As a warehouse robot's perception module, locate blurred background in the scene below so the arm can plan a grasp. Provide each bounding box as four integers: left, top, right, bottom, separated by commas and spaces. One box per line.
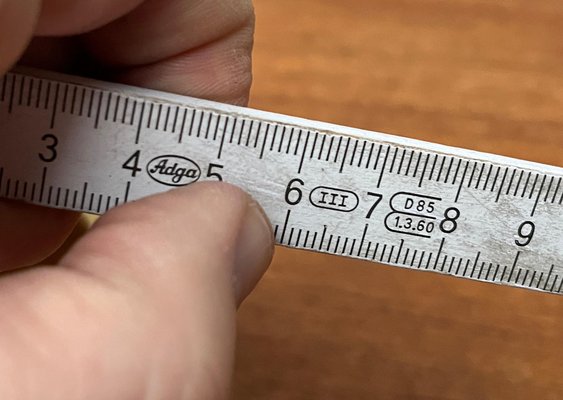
234, 0, 563, 399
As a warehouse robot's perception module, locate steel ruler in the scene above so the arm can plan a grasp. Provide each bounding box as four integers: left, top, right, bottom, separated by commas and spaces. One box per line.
1, 68, 562, 295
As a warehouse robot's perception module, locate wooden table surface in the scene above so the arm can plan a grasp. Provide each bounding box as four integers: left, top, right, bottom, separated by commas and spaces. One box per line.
233, 1, 563, 399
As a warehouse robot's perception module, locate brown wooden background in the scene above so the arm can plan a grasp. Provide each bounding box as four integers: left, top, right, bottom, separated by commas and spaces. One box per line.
233, 1, 563, 399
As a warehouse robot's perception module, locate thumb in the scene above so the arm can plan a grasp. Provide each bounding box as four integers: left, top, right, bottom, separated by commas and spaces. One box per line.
0, 182, 273, 399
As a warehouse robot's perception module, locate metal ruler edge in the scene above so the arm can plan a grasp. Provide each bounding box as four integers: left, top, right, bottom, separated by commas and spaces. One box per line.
1, 67, 562, 295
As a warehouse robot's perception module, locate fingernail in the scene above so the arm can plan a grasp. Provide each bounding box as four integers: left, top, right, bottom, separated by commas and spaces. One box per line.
233, 198, 274, 305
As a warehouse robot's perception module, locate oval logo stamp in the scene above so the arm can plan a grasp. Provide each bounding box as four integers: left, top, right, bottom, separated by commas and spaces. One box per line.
146, 155, 201, 186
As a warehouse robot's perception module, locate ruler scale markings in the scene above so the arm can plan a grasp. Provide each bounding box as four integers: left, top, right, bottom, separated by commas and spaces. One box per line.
124, 181, 132, 203
298, 130, 311, 173
527, 269, 537, 288
488, 165, 501, 192
216, 114, 229, 157
364, 142, 375, 169
70, 85, 78, 115
94, 91, 104, 129
252, 120, 261, 147
17, 76, 25, 106
532, 175, 548, 216
49, 83, 60, 129
293, 128, 303, 156
122, 98, 130, 125
474, 162, 485, 189
104, 93, 113, 122
440, 256, 448, 272
112, 95, 121, 123
195, 109, 206, 139
454, 161, 469, 202
4, 179, 11, 197
550, 177, 561, 203
514, 268, 523, 285
466, 161, 477, 188
357, 140, 367, 167
376, 145, 390, 188
61, 84, 69, 113
405, 150, 415, 176
415, 251, 425, 269
135, 102, 146, 144
386, 245, 396, 264
279, 210, 292, 245
163, 105, 171, 132
484, 262, 493, 280
210, 114, 221, 141
395, 239, 405, 264
27, 78, 35, 107
154, 103, 162, 130
295, 228, 303, 247
1, 69, 562, 296
449, 257, 461, 274
13, 180, 20, 199
326, 234, 334, 253
317, 133, 327, 160
287, 228, 295, 247
372, 144, 383, 171
477, 261, 487, 280
339, 137, 351, 173
0, 75, 7, 102
88, 192, 95, 211
334, 236, 341, 254
413, 152, 425, 179
332, 135, 343, 163
507, 251, 521, 283
275, 124, 285, 152
435, 155, 446, 182
258, 120, 270, 160
55, 187, 61, 206
8, 74, 16, 113
544, 175, 555, 202
549, 275, 558, 292
450, 158, 463, 185
244, 119, 253, 146
349, 139, 359, 167
39, 167, 47, 203
324, 135, 334, 161
349, 239, 357, 256
357, 224, 369, 257
278, 125, 289, 153
527, 173, 539, 200
512, 169, 524, 196
494, 167, 509, 202
388, 146, 398, 174
309, 130, 319, 159
285, 126, 294, 154
428, 153, 438, 182
520, 171, 532, 197
543, 265, 555, 290
402, 247, 410, 265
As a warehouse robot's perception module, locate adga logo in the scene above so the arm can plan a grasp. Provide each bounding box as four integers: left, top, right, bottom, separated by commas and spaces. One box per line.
146, 155, 201, 186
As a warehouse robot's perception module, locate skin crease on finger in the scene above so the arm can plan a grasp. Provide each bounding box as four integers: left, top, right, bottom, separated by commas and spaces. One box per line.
36, 0, 146, 36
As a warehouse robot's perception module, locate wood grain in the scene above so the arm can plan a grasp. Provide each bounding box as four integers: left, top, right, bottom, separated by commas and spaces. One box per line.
234, 1, 563, 399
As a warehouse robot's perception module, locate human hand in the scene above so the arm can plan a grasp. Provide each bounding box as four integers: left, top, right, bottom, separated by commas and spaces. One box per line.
0, 2, 273, 399
1, 0, 255, 268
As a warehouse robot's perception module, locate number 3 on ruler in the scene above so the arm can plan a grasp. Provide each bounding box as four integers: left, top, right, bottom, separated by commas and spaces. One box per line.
39, 134, 58, 163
